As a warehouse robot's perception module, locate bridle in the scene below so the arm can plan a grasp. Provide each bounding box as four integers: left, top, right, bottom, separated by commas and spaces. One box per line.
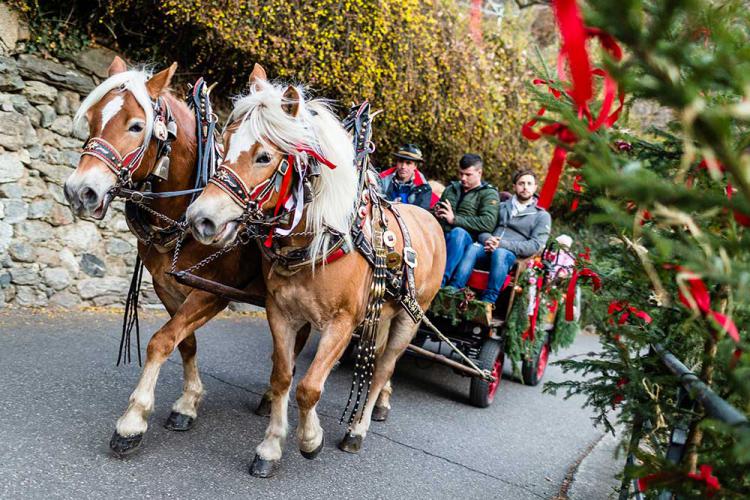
81, 95, 179, 200
208, 142, 337, 244
81, 86, 218, 205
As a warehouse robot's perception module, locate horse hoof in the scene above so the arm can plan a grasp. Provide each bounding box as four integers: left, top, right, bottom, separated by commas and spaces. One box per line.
249, 454, 279, 478
254, 395, 272, 417
372, 405, 390, 422
164, 411, 195, 432
338, 433, 363, 454
300, 435, 325, 460
109, 431, 143, 457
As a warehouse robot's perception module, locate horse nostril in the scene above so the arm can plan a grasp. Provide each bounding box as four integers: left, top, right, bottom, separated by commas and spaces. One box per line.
80, 186, 99, 208
195, 217, 216, 239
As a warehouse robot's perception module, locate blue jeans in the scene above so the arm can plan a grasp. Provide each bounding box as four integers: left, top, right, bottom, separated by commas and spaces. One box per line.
442, 227, 474, 286
449, 245, 516, 303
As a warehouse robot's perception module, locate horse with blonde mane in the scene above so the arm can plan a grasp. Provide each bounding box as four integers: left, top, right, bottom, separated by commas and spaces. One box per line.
64, 57, 310, 457
186, 64, 446, 477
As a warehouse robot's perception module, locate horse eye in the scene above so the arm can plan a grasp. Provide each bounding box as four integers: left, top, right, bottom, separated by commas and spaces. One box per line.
128, 123, 144, 133
256, 153, 271, 164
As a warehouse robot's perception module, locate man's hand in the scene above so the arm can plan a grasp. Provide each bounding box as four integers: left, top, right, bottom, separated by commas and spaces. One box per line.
435, 201, 455, 225
484, 236, 500, 253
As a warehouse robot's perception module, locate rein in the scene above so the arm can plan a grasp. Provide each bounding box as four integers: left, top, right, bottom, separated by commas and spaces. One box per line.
109, 78, 221, 366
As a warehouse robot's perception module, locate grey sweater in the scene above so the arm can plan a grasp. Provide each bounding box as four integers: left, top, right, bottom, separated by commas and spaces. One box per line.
477, 197, 552, 258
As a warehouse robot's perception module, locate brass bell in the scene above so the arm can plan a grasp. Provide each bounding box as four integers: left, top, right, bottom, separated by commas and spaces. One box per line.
153, 117, 168, 141
166, 120, 178, 139
153, 155, 170, 181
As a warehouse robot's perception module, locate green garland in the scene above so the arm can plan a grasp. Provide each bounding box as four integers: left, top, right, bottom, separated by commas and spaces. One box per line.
428, 250, 589, 373
429, 287, 489, 326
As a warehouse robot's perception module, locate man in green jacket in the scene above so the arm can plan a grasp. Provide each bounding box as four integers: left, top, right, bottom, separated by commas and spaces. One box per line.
435, 154, 500, 286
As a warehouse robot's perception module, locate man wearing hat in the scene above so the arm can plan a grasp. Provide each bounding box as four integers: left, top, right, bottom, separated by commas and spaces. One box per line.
379, 143, 437, 210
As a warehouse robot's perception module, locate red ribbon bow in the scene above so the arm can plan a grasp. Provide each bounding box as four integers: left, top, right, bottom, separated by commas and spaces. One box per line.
564, 268, 601, 321
607, 300, 653, 325
523, 0, 624, 210
687, 465, 721, 497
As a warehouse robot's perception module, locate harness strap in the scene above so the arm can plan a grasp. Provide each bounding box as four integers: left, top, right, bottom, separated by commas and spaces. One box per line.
209, 165, 256, 208
81, 137, 145, 178
387, 204, 423, 322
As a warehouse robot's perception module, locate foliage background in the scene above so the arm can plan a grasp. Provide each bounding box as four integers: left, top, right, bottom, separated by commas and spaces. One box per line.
537, 0, 750, 496
12, 0, 548, 186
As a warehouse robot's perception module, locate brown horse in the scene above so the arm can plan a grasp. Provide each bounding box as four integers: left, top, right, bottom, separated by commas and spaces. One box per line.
64, 57, 309, 456
186, 65, 446, 477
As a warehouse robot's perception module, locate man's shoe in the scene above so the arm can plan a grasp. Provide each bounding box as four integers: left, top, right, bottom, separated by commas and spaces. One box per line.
477, 301, 494, 326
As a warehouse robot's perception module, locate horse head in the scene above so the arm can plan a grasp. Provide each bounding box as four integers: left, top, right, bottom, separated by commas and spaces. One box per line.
187, 64, 357, 257
64, 56, 178, 219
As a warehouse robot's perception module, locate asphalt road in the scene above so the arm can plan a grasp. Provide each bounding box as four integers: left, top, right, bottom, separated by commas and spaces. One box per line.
0, 309, 606, 499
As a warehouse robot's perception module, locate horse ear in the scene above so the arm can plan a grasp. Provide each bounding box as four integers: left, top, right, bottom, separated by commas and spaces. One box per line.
146, 62, 178, 98
282, 85, 301, 117
108, 56, 127, 77
248, 63, 267, 86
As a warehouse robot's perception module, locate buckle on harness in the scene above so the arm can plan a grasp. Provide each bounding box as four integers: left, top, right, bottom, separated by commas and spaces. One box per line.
130, 191, 145, 204
403, 246, 417, 268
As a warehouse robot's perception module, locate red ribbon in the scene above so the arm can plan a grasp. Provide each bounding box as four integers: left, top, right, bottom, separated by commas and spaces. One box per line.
640, 464, 722, 497
523, 2, 624, 210
675, 268, 739, 343
695, 159, 750, 227
687, 465, 721, 497
296, 145, 338, 170
264, 153, 296, 247
612, 376, 628, 406
554, 0, 592, 108
607, 300, 652, 325
570, 174, 583, 211
564, 268, 601, 321
522, 261, 546, 342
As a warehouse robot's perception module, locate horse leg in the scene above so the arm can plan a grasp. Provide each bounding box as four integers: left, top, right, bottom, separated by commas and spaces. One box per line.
371, 317, 394, 422
255, 323, 311, 417
250, 303, 302, 478
340, 312, 416, 453
110, 291, 228, 457
295, 315, 355, 460
372, 379, 393, 422
164, 333, 202, 431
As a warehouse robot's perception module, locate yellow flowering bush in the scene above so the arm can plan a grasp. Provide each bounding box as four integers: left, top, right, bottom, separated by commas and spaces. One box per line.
19, 0, 544, 184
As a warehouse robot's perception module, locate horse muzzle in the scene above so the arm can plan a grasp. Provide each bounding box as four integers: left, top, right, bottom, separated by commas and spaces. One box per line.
186, 205, 239, 247
63, 180, 113, 220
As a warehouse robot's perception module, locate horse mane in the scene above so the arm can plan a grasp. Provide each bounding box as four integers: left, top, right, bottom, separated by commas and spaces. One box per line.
229, 79, 357, 263
74, 69, 155, 150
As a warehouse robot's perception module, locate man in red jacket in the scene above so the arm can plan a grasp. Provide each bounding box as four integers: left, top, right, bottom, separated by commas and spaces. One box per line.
379, 144, 439, 210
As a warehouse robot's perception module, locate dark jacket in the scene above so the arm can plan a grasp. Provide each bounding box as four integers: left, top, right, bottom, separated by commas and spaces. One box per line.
379, 171, 433, 210
437, 181, 500, 237
478, 197, 551, 258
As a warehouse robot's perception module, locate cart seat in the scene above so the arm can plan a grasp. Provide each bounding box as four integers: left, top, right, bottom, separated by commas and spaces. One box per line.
466, 269, 513, 292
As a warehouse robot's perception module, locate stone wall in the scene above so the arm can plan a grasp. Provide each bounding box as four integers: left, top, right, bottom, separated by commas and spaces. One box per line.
0, 12, 161, 309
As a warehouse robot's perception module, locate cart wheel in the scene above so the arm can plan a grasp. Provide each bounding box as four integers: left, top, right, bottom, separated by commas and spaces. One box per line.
521, 334, 551, 386
469, 338, 504, 408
